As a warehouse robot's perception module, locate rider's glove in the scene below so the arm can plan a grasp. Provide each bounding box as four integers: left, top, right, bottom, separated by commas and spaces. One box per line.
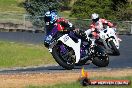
44, 35, 52, 48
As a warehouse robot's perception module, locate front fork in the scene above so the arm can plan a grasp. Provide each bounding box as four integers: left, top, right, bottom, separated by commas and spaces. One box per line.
107, 38, 119, 49
59, 44, 67, 54
59, 44, 76, 63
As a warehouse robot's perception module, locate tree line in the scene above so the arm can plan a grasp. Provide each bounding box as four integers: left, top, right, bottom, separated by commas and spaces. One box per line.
23, 0, 132, 21
71, 0, 132, 21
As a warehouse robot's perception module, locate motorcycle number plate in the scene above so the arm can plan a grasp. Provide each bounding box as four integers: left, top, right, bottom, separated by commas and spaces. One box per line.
102, 35, 106, 39
63, 36, 69, 42
101, 34, 105, 39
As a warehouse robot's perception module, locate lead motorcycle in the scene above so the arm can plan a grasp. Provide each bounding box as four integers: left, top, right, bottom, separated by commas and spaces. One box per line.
44, 26, 109, 70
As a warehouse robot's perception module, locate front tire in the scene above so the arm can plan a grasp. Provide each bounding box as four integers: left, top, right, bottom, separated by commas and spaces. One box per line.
92, 46, 109, 67
52, 44, 75, 70
109, 40, 120, 56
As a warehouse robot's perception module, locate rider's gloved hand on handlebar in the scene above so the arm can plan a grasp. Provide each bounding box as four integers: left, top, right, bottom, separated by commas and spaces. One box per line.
73, 29, 88, 41
90, 29, 100, 39
44, 35, 52, 48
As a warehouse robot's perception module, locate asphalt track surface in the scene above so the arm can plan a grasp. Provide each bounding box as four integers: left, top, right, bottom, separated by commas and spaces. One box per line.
0, 32, 132, 73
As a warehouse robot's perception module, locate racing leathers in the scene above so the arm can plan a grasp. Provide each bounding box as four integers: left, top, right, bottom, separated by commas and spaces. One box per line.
85, 18, 116, 46
44, 17, 75, 47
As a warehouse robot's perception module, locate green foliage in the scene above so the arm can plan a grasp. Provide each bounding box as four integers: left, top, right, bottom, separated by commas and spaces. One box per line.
23, 0, 70, 28
23, 0, 72, 16
110, 0, 132, 20
60, 0, 72, 11
71, 0, 132, 20
71, 0, 114, 19
116, 3, 132, 20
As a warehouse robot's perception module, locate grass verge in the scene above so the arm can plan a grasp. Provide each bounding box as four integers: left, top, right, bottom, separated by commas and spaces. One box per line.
0, 41, 55, 68
0, 69, 132, 88
27, 76, 132, 88
0, 0, 25, 14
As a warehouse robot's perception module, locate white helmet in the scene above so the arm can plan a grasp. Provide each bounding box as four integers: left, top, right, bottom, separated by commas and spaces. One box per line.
91, 13, 99, 22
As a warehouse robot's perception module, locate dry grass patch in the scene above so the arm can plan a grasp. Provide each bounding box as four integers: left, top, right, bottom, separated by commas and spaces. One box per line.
0, 69, 132, 88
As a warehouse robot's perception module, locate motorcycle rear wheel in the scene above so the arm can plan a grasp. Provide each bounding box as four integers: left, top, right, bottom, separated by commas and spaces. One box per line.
92, 46, 109, 67
92, 56, 109, 67
75, 59, 90, 66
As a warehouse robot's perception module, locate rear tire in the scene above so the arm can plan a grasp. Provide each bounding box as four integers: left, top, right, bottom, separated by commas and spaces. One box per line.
92, 56, 109, 67
75, 58, 90, 66
52, 44, 75, 70
109, 40, 120, 56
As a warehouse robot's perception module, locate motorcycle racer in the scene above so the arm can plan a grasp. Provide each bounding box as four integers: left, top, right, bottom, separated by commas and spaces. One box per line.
85, 13, 121, 47
90, 13, 113, 37
44, 9, 75, 47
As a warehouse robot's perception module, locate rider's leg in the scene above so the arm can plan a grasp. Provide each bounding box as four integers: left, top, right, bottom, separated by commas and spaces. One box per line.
84, 29, 91, 40
85, 29, 96, 47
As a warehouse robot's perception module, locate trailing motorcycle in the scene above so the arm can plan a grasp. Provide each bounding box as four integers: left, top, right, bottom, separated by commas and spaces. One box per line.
44, 26, 109, 70
97, 26, 120, 55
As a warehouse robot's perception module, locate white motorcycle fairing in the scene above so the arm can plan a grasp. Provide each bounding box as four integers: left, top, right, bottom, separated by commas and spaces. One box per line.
99, 26, 119, 49
56, 34, 81, 63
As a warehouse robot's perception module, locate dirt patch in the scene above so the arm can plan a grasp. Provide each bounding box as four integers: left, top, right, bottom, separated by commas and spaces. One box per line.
0, 69, 132, 88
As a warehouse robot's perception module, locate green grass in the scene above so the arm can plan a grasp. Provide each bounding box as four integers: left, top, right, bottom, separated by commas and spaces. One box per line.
0, 0, 25, 24
0, 41, 56, 68
27, 76, 132, 88
0, 0, 25, 14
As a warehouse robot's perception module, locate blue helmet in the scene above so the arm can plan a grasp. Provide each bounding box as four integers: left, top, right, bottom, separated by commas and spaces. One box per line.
44, 10, 58, 24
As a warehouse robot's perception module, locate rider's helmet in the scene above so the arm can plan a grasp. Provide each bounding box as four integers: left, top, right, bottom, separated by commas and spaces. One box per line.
91, 13, 99, 23
44, 10, 58, 25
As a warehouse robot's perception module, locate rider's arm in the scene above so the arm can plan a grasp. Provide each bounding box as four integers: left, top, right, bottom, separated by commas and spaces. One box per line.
90, 24, 98, 38
90, 24, 95, 31
101, 19, 113, 27
58, 18, 75, 31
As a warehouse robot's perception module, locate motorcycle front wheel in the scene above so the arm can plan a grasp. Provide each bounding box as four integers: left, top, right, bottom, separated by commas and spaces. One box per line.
52, 43, 75, 70
109, 40, 120, 56
92, 46, 109, 67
